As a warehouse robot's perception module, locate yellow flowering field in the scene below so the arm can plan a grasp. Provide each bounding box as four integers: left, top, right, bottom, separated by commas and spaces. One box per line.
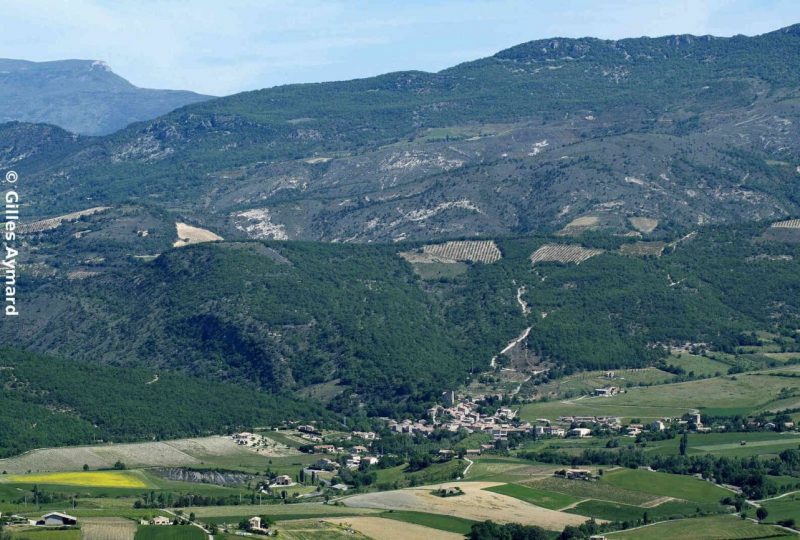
3, 471, 147, 488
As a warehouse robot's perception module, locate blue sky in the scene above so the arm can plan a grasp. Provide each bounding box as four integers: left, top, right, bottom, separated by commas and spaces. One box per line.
2, 0, 799, 96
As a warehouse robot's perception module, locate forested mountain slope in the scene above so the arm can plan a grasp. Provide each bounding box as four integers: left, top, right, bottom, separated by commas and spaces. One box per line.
5, 214, 799, 417
0, 59, 211, 135
4, 25, 800, 241
0, 348, 331, 458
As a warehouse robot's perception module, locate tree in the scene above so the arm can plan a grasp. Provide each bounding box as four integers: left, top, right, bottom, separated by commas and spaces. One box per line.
756, 507, 768, 522
679, 432, 688, 456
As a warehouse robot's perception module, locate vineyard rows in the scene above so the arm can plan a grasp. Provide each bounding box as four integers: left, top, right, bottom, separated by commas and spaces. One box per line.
530, 244, 604, 265
771, 219, 800, 229
422, 240, 502, 263
18, 207, 110, 234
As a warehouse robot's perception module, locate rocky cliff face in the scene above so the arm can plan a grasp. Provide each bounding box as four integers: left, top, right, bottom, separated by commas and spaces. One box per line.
152, 468, 255, 486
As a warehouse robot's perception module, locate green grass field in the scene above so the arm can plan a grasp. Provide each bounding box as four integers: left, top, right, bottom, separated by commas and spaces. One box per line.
374, 459, 464, 488
528, 476, 659, 506
191, 452, 316, 475
135, 526, 206, 540
642, 432, 800, 458
667, 354, 730, 377
5, 529, 80, 540
761, 491, 800, 525
526, 368, 675, 401
464, 456, 565, 482
259, 431, 305, 449
565, 498, 724, 522
483, 483, 582, 510
379, 510, 477, 534
270, 519, 370, 540
606, 515, 790, 539
602, 469, 731, 504
521, 371, 800, 421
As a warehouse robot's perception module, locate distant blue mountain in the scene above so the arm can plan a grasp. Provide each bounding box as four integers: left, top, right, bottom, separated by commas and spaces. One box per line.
0, 58, 212, 135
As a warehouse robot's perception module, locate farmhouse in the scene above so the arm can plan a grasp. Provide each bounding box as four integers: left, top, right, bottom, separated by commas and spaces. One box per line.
651, 420, 666, 431
270, 475, 293, 486
594, 387, 620, 397
352, 431, 378, 440
37, 512, 77, 526
150, 516, 171, 526
569, 428, 592, 438
248, 516, 270, 534
309, 458, 339, 471
313, 444, 336, 453
535, 425, 566, 437
564, 469, 592, 480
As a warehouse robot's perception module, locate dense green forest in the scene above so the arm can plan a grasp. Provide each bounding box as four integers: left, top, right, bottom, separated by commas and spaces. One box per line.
4, 222, 799, 422
0, 348, 332, 458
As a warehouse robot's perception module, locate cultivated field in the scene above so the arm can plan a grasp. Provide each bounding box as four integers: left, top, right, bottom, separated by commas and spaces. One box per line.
342, 481, 589, 530
619, 241, 665, 257
400, 240, 502, 267
761, 491, 800, 526
559, 216, 601, 235
274, 519, 369, 540
3, 471, 148, 488
771, 219, 800, 229
629, 217, 659, 234
5, 529, 80, 540
378, 511, 476, 535
18, 207, 111, 234
0, 436, 270, 474
133, 526, 205, 540
600, 468, 730, 504
523, 367, 674, 401
564, 498, 721, 523
521, 370, 800, 421
484, 483, 581, 510
324, 516, 463, 540
464, 456, 567, 483
666, 354, 729, 377
173, 222, 223, 247
81, 517, 137, 540
530, 244, 604, 265
606, 514, 790, 539
421, 240, 502, 263
527, 476, 661, 506
185, 503, 378, 521
643, 431, 800, 458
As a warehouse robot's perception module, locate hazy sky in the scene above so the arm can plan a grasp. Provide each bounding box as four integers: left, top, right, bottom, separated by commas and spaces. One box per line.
3, 0, 799, 96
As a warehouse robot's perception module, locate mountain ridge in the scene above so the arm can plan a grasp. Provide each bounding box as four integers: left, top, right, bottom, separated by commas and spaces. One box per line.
4, 24, 800, 242
0, 58, 213, 135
